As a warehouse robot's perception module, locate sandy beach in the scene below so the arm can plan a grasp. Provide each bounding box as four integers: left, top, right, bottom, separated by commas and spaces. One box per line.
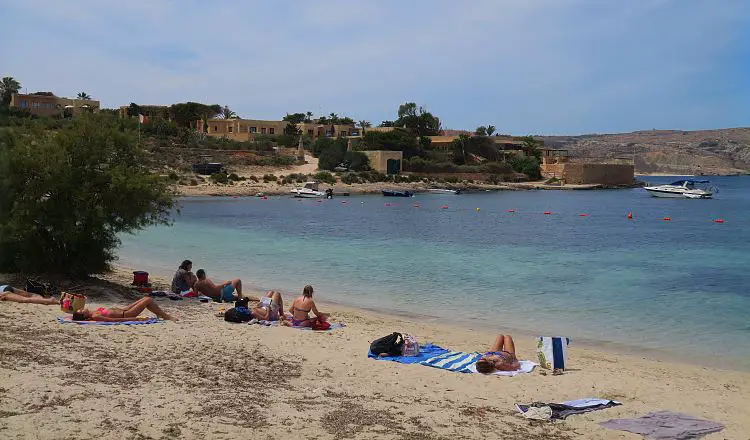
1, 270, 749, 440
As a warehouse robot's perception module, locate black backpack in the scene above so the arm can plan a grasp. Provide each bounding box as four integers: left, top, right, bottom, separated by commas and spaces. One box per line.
224, 298, 252, 323
370, 332, 404, 356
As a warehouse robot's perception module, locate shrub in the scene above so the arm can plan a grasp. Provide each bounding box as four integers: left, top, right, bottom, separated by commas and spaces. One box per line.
341, 173, 361, 185
228, 173, 244, 181
0, 113, 174, 276
262, 174, 277, 182
249, 175, 259, 182
189, 178, 198, 186
210, 172, 229, 184
313, 171, 336, 185
167, 171, 180, 181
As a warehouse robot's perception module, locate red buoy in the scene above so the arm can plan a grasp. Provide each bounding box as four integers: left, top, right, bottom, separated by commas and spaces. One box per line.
627, 212, 633, 219
507, 209, 515, 213
713, 219, 724, 223
579, 214, 588, 217
441, 205, 449, 209
663, 217, 671, 221
543, 211, 552, 215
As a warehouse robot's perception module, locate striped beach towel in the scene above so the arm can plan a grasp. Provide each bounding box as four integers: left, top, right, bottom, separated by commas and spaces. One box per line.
419, 351, 482, 373
56, 316, 162, 325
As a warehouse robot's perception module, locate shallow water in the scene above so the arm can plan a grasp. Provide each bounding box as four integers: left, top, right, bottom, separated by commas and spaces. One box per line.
119, 175, 750, 368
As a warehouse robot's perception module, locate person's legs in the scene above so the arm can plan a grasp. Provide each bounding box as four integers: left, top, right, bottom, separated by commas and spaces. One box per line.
122, 297, 175, 320
490, 334, 507, 352
502, 335, 516, 354
9, 288, 35, 298
270, 291, 283, 320
0, 292, 58, 305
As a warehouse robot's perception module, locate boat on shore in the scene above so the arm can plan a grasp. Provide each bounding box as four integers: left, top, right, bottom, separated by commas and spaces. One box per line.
643, 180, 714, 199
291, 181, 326, 198
427, 188, 461, 195
382, 189, 414, 197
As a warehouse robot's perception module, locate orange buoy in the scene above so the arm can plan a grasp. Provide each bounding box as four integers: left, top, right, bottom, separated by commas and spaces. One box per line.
627, 212, 633, 219
713, 219, 724, 223
543, 211, 552, 215
663, 217, 671, 221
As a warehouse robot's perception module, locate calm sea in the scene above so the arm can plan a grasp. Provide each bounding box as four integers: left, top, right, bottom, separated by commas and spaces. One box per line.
119, 176, 750, 368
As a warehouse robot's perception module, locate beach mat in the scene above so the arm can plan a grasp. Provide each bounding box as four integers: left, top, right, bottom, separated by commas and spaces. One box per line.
368, 343, 450, 364
600, 411, 725, 439
515, 398, 622, 420
248, 320, 345, 331
420, 350, 537, 376
56, 316, 162, 325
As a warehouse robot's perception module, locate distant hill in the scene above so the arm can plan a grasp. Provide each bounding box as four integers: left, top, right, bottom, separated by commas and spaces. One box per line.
538, 127, 750, 175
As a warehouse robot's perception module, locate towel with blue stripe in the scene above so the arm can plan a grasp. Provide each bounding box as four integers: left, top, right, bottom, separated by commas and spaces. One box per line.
419, 350, 482, 373
368, 343, 450, 364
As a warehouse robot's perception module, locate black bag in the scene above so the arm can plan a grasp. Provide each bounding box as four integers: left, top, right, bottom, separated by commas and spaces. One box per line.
26, 279, 58, 298
370, 332, 404, 356
224, 300, 252, 323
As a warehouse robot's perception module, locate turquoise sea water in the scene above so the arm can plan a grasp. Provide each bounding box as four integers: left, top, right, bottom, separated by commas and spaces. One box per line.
119, 176, 750, 368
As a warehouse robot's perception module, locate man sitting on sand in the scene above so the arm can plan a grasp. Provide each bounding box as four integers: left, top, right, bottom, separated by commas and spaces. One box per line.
193, 269, 244, 302
0, 285, 58, 305
475, 334, 521, 373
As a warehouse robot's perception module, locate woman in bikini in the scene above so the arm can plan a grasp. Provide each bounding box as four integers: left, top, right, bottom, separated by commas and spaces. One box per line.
288, 285, 329, 327
0, 285, 58, 305
72, 297, 176, 322
475, 334, 521, 373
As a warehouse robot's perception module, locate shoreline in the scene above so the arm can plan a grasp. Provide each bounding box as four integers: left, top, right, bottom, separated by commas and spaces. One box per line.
2, 267, 749, 438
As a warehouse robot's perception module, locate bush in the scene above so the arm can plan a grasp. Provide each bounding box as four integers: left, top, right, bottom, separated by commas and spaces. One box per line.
228, 173, 244, 181
344, 151, 370, 171
210, 172, 229, 184
0, 114, 174, 276
313, 171, 336, 185
341, 173, 361, 185
262, 174, 277, 182
167, 171, 180, 181
249, 175, 259, 182
509, 156, 541, 180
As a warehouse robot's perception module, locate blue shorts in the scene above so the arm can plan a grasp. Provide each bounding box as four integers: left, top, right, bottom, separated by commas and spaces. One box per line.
221, 284, 235, 301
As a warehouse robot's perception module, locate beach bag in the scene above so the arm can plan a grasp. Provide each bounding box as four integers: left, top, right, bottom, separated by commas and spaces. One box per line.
26, 279, 58, 298
401, 334, 420, 356
60, 292, 87, 313
537, 337, 570, 370
224, 306, 252, 323
311, 318, 330, 331
370, 332, 404, 356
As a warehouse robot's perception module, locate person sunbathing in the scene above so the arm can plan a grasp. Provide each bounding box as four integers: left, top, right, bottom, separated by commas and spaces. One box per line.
72, 297, 176, 321
475, 334, 521, 373
251, 290, 286, 322
193, 269, 243, 301
0, 285, 58, 305
288, 285, 329, 327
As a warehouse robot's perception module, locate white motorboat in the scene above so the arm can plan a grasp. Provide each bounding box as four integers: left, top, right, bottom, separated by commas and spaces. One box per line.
427, 188, 461, 195
290, 181, 326, 198
643, 179, 713, 199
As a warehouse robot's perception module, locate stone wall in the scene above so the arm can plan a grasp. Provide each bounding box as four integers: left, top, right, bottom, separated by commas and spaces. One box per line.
562, 163, 634, 185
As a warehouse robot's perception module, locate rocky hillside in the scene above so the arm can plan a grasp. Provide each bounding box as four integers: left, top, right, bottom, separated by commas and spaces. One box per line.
539, 127, 750, 175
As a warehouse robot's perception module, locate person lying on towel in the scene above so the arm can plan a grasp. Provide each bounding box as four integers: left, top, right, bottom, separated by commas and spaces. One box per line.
475, 334, 521, 373
0, 285, 58, 305
288, 285, 329, 327
72, 297, 176, 322
250, 290, 289, 322
193, 269, 244, 302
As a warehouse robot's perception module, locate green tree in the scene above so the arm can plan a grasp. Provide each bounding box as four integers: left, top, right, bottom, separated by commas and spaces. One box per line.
394, 102, 441, 136
486, 125, 496, 136
127, 102, 142, 117
169, 102, 222, 128
344, 151, 370, 171
510, 155, 541, 180
520, 135, 543, 160
220, 106, 237, 119
76, 92, 91, 100
339, 117, 355, 125
0, 114, 174, 275
379, 120, 395, 127
361, 128, 423, 159
0, 77, 21, 106
358, 120, 371, 134
475, 126, 487, 136
316, 137, 348, 171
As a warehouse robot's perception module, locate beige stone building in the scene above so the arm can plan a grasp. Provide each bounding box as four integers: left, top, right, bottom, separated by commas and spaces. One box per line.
540, 149, 634, 185
201, 118, 359, 141
10, 93, 99, 117
364, 150, 403, 175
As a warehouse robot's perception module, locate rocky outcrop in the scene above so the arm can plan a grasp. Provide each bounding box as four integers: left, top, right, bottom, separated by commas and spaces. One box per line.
539, 128, 750, 175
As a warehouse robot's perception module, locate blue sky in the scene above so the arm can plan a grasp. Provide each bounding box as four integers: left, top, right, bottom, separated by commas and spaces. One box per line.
2, 0, 748, 135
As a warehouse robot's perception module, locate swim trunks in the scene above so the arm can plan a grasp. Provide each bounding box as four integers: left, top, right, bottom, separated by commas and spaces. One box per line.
221, 284, 235, 301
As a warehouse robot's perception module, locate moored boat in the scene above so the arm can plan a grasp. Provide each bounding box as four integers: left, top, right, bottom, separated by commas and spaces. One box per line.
643, 180, 714, 199
427, 188, 461, 195
382, 189, 414, 197
291, 181, 326, 198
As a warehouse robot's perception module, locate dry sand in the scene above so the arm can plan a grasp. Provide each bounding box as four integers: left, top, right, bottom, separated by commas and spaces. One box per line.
1, 270, 749, 439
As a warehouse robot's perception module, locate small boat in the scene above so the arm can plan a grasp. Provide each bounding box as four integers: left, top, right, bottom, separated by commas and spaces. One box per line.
428, 188, 461, 195
290, 181, 326, 198
643, 179, 713, 199
382, 189, 414, 197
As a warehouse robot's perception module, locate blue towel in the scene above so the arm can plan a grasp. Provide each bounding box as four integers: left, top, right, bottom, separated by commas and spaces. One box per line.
419, 351, 482, 373
56, 316, 162, 325
368, 343, 450, 364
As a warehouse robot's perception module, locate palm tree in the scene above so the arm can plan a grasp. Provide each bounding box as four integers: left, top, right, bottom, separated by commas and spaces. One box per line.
1, 76, 21, 104
305, 111, 313, 122
486, 125, 496, 136
76, 92, 91, 100
358, 120, 371, 135
221, 106, 238, 119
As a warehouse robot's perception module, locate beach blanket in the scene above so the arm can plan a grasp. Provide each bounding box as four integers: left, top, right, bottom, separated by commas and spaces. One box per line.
56, 316, 162, 325
420, 351, 537, 376
600, 411, 724, 439
515, 398, 621, 420
248, 320, 345, 331
368, 343, 450, 364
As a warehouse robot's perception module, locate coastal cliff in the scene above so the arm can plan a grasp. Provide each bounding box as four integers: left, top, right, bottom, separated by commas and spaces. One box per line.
540, 127, 750, 175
